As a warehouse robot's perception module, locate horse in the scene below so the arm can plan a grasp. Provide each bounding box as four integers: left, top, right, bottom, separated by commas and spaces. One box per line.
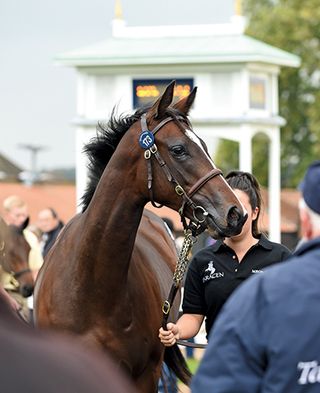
34, 81, 247, 392
0, 215, 34, 298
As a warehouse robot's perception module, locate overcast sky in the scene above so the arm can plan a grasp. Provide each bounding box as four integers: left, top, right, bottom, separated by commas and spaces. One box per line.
0, 0, 234, 171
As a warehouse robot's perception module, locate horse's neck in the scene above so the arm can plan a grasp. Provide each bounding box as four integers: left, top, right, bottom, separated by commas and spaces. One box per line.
79, 164, 144, 289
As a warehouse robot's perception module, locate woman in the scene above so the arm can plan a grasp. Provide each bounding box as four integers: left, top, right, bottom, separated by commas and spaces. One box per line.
159, 171, 292, 346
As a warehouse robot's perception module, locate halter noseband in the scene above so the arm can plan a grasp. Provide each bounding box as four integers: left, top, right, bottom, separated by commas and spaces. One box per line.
140, 113, 222, 233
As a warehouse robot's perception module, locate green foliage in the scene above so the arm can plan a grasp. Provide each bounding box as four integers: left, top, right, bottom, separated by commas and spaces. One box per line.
214, 139, 239, 175
243, 0, 320, 187
252, 133, 269, 187
215, 0, 320, 187
214, 134, 269, 187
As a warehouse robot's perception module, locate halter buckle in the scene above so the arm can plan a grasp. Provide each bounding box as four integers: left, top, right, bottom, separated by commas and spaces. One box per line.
144, 150, 151, 159
175, 185, 184, 196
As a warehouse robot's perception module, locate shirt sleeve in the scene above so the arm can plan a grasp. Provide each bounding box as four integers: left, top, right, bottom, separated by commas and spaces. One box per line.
191, 274, 268, 393
182, 255, 206, 315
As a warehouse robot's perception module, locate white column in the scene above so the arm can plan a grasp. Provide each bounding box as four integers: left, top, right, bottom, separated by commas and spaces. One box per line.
239, 126, 252, 172
268, 127, 281, 242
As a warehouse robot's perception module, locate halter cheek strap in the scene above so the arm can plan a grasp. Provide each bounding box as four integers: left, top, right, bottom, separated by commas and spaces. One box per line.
140, 113, 222, 232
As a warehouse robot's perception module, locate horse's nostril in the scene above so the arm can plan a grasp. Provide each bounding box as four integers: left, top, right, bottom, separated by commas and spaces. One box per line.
227, 206, 240, 225
21, 285, 34, 298
227, 207, 247, 228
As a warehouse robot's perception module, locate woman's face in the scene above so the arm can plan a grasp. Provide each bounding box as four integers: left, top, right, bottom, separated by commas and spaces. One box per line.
232, 189, 258, 239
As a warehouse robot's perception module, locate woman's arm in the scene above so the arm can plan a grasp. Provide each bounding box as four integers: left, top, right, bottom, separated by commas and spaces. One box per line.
159, 313, 204, 346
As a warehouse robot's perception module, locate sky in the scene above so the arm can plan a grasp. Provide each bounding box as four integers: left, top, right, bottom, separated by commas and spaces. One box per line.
0, 0, 234, 172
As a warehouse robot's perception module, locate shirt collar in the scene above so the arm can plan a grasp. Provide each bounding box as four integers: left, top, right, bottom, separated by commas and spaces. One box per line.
294, 236, 320, 256
257, 233, 273, 250
210, 233, 272, 252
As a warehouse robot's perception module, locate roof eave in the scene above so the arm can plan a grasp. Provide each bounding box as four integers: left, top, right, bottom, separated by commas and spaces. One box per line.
56, 55, 300, 69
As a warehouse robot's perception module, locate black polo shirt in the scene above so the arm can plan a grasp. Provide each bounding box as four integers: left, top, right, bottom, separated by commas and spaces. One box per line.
182, 234, 292, 337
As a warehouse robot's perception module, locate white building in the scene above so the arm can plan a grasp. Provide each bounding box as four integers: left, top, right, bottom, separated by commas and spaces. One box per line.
57, 0, 300, 241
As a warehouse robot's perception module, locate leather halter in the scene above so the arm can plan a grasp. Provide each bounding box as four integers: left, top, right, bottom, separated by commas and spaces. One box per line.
140, 113, 222, 232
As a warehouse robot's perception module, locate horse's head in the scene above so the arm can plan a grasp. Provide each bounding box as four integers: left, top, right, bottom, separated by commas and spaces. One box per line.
0, 217, 34, 298
131, 81, 247, 238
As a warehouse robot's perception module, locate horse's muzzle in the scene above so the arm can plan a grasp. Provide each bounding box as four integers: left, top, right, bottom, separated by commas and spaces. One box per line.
21, 284, 34, 298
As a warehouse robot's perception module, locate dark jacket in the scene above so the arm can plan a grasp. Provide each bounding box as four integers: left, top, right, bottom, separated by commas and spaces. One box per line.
192, 237, 320, 393
41, 221, 64, 257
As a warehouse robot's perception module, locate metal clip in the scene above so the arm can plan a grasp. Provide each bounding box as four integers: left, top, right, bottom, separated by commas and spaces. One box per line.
162, 300, 171, 315
193, 205, 209, 223
150, 144, 158, 154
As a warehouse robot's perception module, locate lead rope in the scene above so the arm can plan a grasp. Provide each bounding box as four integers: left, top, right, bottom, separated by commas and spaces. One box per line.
162, 226, 208, 349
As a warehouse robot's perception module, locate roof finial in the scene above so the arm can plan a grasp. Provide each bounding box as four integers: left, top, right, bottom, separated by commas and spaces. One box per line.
114, 0, 123, 20
234, 0, 242, 16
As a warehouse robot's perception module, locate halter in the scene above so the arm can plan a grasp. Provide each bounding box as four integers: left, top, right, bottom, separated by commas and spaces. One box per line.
140, 113, 222, 234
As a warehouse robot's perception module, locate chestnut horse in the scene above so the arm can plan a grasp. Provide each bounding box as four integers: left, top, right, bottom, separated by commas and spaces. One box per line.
34, 82, 246, 392
0, 216, 34, 298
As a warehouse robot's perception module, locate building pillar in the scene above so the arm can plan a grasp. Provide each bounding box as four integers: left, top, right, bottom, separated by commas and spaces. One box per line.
239, 126, 252, 172
268, 128, 281, 242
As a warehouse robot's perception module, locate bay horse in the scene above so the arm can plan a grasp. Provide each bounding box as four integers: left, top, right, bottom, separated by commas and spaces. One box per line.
0, 216, 34, 298
34, 81, 246, 392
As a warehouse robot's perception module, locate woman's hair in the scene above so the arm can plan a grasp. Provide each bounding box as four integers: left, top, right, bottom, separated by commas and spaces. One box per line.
225, 170, 262, 238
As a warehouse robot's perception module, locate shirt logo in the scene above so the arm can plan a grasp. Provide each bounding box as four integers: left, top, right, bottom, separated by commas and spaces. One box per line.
203, 261, 224, 282
298, 361, 320, 385
251, 269, 264, 274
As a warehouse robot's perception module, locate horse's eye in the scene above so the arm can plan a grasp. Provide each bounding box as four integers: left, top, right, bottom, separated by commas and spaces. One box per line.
170, 145, 186, 157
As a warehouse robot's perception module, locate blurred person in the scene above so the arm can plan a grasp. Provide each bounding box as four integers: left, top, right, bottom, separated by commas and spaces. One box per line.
159, 171, 291, 348
192, 161, 320, 393
0, 294, 136, 393
37, 207, 64, 257
2, 195, 43, 321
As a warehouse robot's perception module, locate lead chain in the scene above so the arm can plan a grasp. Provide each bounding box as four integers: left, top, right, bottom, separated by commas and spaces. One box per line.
172, 229, 196, 287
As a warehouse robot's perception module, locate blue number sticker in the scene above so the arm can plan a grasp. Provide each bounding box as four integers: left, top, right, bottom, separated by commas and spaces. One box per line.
139, 131, 155, 149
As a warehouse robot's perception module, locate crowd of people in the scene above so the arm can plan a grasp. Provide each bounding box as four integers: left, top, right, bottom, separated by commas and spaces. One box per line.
1, 160, 320, 392
0, 196, 64, 322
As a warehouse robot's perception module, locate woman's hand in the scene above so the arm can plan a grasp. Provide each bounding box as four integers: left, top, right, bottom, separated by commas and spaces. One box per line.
159, 323, 180, 347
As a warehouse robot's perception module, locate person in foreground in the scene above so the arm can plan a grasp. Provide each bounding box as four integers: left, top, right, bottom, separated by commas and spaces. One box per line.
191, 160, 320, 393
159, 171, 291, 346
0, 291, 136, 393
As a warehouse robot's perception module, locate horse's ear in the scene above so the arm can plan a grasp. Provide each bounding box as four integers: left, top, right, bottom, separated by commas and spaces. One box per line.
173, 86, 197, 115
148, 81, 175, 120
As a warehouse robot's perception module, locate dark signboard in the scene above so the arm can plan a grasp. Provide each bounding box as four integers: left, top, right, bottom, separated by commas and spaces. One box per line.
132, 78, 194, 108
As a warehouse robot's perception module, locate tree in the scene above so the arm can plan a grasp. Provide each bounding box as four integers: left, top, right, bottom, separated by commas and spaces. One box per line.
244, 0, 320, 187
215, 0, 320, 187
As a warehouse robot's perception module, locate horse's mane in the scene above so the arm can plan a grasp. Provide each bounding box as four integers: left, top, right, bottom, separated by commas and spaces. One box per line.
81, 106, 190, 211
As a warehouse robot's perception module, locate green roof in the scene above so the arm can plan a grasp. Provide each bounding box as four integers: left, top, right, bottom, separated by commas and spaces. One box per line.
57, 34, 300, 68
